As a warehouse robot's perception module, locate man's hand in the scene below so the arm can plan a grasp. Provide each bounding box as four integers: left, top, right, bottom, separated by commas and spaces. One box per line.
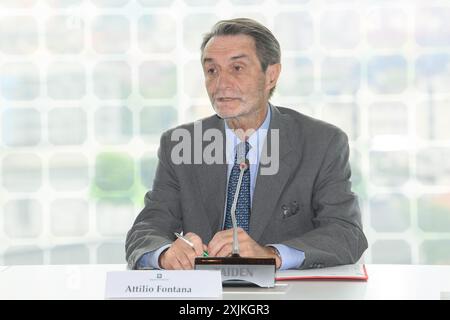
207, 228, 282, 269
159, 233, 207, 270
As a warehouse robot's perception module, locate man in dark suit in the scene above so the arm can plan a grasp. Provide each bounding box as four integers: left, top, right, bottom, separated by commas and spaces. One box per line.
126, 18, 368, 270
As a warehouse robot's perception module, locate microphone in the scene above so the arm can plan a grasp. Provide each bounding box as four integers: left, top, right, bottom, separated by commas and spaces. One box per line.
230, 142, 248, 256
194, 142, 276, 288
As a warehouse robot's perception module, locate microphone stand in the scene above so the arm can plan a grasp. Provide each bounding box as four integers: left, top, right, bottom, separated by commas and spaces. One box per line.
230, 162, 246, 256
194, 155, 276, 288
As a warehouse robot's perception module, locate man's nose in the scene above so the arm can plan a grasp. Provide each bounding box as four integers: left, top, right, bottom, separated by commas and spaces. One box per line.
215, 71, 233, 90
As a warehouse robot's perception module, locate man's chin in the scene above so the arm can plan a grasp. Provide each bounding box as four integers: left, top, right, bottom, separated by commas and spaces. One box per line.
216, 112, 236, 120
213, 104, 242, 120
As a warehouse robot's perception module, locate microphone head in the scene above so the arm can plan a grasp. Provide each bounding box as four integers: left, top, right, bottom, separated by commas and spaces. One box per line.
236, 142, 250, 171
239, 160, 249, 171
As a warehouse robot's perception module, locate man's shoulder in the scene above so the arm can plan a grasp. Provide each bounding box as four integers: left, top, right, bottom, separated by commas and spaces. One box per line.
275, 105, 346, 138
160, 113, 222, 138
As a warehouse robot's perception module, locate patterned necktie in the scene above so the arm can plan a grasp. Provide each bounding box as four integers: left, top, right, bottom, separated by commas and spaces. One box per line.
224, 141, 251, 232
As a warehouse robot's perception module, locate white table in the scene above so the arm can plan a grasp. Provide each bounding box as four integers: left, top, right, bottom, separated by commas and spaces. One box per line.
0, 264, 449, 300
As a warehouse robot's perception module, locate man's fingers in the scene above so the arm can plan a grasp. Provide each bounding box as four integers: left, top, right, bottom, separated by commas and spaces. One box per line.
208, 229, 233, 256
185, 232, 206, 256
173, 238, 201, 258
162, 241, 197, 270
185, 248, 197, 267
182, 232, 209, 257
169, 229, 255, 261
168, 246, 193, 270
168, 256, 183, 270
208, 228, 252, 256
176, 254, 193, 270
162, 249, 182, 270
215, 243, 233, 257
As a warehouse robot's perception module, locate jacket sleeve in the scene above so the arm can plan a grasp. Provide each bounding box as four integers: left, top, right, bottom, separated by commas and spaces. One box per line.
283, 130, 368, 269
125, 131, 181, 269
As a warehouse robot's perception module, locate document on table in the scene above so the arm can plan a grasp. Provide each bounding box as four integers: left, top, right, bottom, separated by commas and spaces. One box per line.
276, 264, 368, 281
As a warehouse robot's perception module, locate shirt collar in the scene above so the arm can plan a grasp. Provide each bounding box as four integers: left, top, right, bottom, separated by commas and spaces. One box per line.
225, 105, 272, 165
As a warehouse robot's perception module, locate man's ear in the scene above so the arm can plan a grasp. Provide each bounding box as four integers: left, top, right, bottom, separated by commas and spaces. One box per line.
265, 63, 281, 91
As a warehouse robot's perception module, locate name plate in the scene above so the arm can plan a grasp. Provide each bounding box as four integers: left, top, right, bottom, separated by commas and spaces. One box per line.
105, 270, 222, 299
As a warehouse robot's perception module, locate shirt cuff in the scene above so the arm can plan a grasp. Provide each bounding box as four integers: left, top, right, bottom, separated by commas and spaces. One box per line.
268, 244, 305, 270
136, 244, 172, 270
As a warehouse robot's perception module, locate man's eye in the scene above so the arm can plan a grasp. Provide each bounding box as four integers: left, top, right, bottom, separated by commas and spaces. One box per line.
234, 65, 243, 71
207, 68, 216, 74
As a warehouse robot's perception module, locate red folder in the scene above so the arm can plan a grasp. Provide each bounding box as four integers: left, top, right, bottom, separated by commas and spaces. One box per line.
276, 264, 368, 281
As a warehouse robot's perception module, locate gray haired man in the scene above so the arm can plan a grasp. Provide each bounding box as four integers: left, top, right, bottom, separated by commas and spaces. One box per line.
126, 18, 368, 270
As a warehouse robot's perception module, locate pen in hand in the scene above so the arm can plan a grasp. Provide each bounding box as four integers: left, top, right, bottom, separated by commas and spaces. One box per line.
174, 232, 209, 257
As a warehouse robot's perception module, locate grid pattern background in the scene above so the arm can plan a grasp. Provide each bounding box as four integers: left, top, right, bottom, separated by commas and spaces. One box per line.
1, 0, 450, 266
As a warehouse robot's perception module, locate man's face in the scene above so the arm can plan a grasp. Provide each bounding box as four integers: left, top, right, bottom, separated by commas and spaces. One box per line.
201, 34, 276, 120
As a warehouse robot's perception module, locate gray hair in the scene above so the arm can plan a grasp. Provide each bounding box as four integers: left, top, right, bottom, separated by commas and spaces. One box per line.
200, 18, 281, 97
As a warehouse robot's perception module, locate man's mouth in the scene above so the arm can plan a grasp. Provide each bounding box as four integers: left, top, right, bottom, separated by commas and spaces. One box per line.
216, 97, 240, 102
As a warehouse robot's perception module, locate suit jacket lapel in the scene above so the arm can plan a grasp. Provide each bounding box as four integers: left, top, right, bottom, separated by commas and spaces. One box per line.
249, 105, 298, 241
193, 116, 228, 237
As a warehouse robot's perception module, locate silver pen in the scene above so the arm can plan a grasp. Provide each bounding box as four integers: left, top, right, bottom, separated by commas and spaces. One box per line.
174, 232, 209, 257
